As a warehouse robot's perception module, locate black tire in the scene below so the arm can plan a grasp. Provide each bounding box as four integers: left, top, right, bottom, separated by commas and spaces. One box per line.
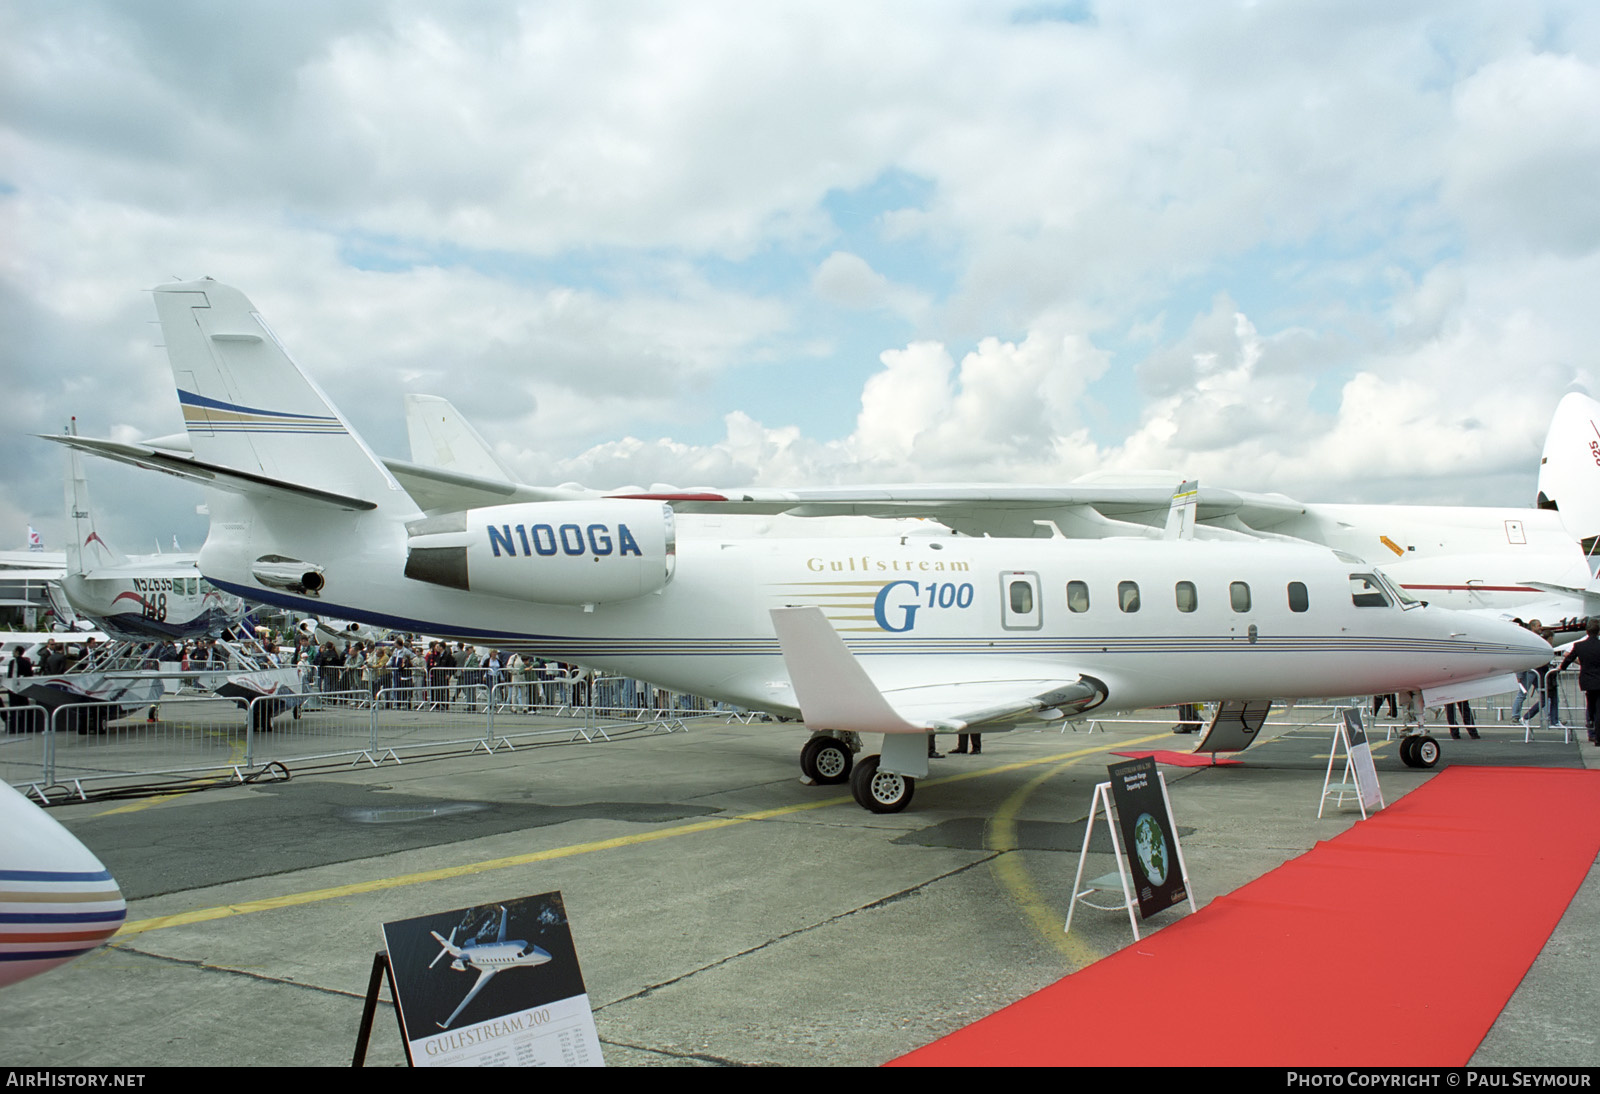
800, 736, 853, 785
251, 700, 286, 734
1398, 736, 1419, 767
849, 754, 914, 814
1414, 735, 1441, 768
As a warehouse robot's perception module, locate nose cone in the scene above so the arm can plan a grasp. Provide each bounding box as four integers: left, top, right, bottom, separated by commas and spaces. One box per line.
1449, 611, 1553, 675
0, 783, 126, 989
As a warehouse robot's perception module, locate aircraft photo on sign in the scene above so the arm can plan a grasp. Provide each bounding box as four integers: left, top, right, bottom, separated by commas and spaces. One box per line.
382, 891, 602, 1067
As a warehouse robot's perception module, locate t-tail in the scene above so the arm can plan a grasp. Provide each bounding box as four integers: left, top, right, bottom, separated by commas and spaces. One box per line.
151, 279, 407, 511
1537, 391, 1600, 554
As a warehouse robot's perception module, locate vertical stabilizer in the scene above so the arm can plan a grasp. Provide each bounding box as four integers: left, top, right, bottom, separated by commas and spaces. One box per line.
151, 280, 407, 509
63, 434, 126, 575
1162, 479, 1199, 541
1537, 392, 1600, 549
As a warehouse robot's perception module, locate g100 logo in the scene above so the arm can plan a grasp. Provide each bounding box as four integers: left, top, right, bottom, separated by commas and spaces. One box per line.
873, 580, 976, 632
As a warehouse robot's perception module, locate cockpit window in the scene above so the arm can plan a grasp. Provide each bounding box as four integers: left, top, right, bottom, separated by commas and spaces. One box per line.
1349, 574, 1391, 608
1376, 571, 1420, 608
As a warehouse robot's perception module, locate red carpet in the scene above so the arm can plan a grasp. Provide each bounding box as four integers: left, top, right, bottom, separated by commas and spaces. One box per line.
891, 767, 1600, 1067
1111, 749, 1241, 767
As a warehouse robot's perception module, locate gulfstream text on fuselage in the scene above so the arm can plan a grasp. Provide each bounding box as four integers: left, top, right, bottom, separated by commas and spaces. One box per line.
805, 555, 971, 573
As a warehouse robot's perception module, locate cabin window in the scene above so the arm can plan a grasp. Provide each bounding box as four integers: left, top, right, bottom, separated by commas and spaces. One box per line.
1287, 581, 1309, 612
1349, 574, 1391, 608
186, 578, 198, 596
1118, 581, 1141, 613
1010, 580, 1034, 614
1230, 582, 1251, 612
1066, 581, 1090, 613
1174, 581, 1197, 613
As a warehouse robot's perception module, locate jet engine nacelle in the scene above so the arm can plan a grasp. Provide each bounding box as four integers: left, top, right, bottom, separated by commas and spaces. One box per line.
405, 500, 676, 606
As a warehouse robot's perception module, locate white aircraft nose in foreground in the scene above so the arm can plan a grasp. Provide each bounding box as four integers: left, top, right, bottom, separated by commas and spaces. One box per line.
46, 280, 1552, 811
0, 781, 126, 988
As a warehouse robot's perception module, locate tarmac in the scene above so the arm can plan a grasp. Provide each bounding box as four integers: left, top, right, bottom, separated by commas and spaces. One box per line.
3, 705, 1596, 1067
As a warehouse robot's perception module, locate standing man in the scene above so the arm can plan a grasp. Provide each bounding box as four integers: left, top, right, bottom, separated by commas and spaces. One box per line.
1558, 620, 1600, 744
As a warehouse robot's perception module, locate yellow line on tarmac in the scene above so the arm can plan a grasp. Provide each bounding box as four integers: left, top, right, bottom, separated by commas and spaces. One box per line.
985, 731, 1171, 970
115, 731, 1183, 939
93, 727, 251, 817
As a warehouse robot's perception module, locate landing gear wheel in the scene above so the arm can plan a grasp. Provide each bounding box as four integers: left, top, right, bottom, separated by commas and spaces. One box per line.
1398, 736, 1419, 767
849, 754, 914, 814
1413, 735, 1440, 768
800, 736, 853, 784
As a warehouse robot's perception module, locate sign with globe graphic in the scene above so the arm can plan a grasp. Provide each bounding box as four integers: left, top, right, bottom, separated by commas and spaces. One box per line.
1107, 757, 1187, 918
1132, 813, 1168, 886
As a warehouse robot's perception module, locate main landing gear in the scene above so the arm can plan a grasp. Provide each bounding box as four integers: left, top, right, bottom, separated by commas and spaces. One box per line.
797, 732, 913, 813
849, 755, 914, 814
1397, 734, 1440, 768
799, 735, 853, 785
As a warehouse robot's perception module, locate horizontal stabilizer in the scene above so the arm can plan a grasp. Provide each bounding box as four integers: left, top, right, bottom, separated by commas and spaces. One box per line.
39, 435, 376, 512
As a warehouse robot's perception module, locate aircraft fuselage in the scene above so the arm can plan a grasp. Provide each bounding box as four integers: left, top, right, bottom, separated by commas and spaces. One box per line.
196, 494, 1549, 719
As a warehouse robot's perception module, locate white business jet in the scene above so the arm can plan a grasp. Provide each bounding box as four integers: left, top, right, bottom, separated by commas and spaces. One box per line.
428, 905, 552, 1030
45, 280, 1550, 811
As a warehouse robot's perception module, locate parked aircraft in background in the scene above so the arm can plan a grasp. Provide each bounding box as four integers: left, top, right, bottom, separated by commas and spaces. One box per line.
47, 281, 1552, 810
51, 432, 245, 641
395, 392, 1600, 622
0, 780, 126, 989
296, 616, 387, 647
1537, 391, 1600, 557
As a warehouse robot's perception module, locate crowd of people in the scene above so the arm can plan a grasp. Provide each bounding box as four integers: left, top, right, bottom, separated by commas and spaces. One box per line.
293, 634, 601, 711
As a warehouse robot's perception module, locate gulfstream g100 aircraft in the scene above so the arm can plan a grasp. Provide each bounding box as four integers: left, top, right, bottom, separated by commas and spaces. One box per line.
47, 280, 1551, 812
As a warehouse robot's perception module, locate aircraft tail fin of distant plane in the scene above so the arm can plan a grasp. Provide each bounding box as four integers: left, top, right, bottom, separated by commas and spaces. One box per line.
62, 436, 127, 575
43, 581, 83, 629
1162, 479, 1199, 541
1536, 392, 1600, 551
148, 280, 409, 514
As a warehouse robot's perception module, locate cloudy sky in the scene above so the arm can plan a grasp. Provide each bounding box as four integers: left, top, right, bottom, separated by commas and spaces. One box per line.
4, 1, 1599, 551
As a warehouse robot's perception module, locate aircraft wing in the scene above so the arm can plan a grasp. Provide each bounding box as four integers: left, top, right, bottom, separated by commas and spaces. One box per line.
770, 606, 1105, 734
38, 434, 377, 512
395, 394, 1312, 538
616, 482, 1309, 540
439, 967, 497, 1030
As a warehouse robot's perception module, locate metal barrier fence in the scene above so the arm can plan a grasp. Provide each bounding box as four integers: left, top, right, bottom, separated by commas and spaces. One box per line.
3, 672, 731, 800
6, 668, 1590, 800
